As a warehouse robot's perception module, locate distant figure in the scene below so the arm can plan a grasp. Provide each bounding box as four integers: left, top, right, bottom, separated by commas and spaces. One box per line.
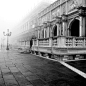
30, 39, 33, 49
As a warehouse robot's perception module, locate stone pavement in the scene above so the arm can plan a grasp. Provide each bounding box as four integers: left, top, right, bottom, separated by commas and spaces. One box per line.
0, 49, 84, 86
0, 50, 48, 86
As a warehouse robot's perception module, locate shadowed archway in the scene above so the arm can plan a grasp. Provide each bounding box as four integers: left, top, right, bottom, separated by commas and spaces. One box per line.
69, 19, 79, 37
53, 25, 57, 36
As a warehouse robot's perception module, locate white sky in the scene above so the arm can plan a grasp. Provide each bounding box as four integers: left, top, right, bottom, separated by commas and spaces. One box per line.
0, 0, 57, 46
0, 0, 56, 39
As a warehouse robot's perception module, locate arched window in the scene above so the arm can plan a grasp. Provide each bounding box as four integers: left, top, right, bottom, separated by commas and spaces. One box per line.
53, 25, 57, 36
42, 29, 44, 38
69, 19, 79, 37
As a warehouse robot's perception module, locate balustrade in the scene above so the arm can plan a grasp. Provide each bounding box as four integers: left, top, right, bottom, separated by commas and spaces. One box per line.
65, 37, 73, 47
65, 37, 86, 47
33, 36, 86, 48
52, 37, 58, 46
74, 38, 84, 47
34, 40, 37, 46
39, 38, 49, 46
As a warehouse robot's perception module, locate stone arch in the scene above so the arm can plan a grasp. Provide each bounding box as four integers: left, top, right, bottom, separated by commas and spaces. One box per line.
41, 29, 44, 38
52, 25, 57, 36
68, 19, 80, 37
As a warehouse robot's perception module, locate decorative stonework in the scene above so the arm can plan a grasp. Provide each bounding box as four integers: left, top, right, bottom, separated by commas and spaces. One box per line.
47, 21, 52, 27
51, 8, 60, 19
70, 0, 78, 9
43, 22, 47, 28
61, 0, 66, 3
61, 4, 66, 14
54, 16, 62, 24
61, 14, 68, 22
68, 0, 79, 12
78, 6, 86, 16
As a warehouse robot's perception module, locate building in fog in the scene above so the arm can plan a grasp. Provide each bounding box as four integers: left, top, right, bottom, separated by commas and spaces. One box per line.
30, 0, 86, 38
11, 2, 50, 43
12, 0, 86, 49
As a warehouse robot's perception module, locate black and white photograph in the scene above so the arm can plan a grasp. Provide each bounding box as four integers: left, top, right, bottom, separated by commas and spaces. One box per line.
0, 0, 86, 86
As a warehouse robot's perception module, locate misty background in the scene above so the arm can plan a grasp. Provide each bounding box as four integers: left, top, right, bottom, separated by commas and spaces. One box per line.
0, 0, 56, 46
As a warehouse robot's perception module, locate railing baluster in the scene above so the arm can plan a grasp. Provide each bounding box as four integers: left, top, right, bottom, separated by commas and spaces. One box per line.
37, 36, 86, 48
52, 38, 58, 46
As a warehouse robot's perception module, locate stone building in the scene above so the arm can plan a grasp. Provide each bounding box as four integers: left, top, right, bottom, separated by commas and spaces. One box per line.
31, 0, 86, 39
11, 2, 50, 46
12, 0, 86, 51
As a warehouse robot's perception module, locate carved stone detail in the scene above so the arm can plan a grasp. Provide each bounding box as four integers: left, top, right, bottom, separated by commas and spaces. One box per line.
61, 14, 68, 22
43, 22, 47, 28
78, 6, 86, 16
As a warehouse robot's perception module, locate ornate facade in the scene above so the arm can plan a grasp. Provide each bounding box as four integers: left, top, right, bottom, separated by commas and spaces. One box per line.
13, 0, 86, 54
28, 0, 86, 40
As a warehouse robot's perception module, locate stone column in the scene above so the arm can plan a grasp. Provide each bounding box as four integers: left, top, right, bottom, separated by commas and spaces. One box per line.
59, 23, 62, 36
79, 16, 82, 36
48, 22, 52, 37
78, 6, 86, 37
62, 22, 65, 36
43, 22, 47, 38
62, 14, 67, 36
79, 16, 85, 36
44, 28, 45, 38
38, 30, 39, 39
56, 23, 61, 36
55, 18, 62, 36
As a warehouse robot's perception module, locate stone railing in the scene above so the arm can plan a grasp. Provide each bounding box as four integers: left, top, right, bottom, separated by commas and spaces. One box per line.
74, 37, 84, 47
65, 37, 73, 47
34, 39, 37, 46
38, 38, 49, 46
33, 36, 86, 48
52, 37, 58, 46
65, 36, 85, 47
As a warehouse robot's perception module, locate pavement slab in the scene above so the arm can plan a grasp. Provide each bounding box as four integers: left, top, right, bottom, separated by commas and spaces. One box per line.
26, 74, 40, 81
0, 78, 5, 84
5, 79, 19, 86
9, 67, 19, 73
0, 50, 57, 86
0, 49, 84, 86
1, 68, 11, 74
3, 74, 15, 80
30, 79, 46, 86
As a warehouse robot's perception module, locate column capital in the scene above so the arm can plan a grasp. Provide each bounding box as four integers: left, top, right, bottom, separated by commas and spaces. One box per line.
43, 22, 47, 28
54, 16, 62, 24
61, 14, 68, 22
78, 6, 86, 16
47, 21, 52, 27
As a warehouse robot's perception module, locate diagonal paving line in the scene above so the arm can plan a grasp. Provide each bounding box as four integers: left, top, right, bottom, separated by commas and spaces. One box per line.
32, 54, 86, 79
60, 61, 86, 79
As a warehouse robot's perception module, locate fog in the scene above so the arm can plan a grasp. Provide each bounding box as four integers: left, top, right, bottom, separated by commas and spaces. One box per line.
0, 0, 56, 45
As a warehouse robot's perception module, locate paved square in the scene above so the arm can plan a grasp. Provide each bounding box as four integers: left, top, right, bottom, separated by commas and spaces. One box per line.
0, 49, 84, 86
0, 50, 48, 86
